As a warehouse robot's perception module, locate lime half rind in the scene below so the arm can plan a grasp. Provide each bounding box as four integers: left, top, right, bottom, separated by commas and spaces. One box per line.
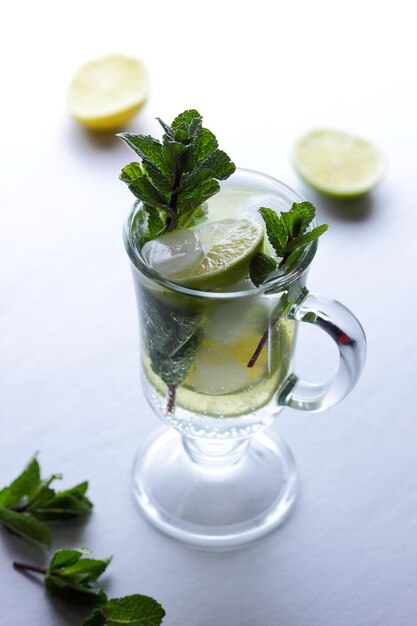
143, 218, 264, 291
294, 128, 384, 198
180, 218, 264, 290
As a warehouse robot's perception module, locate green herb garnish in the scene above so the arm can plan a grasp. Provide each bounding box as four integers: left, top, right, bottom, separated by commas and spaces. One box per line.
249, 202, 328, 286
82, 595, 166, 626
118, 109, 236, 245
13, 550, 165, 625
14, 548, 110, 606
140, 290, 200, 413
0, 455, 92, 548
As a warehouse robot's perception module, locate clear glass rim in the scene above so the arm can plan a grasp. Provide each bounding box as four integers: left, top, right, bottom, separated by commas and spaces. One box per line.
123, 167, 317, 300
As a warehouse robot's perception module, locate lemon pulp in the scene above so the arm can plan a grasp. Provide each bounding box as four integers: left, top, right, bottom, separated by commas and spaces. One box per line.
67, 54, 148, 130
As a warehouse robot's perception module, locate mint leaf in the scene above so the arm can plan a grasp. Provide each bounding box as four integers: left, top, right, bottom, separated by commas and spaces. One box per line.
82, 611, 104, 626
45, 548, 111, 605
0, 455, 41, 509
171, 108, 202, 130
49, 548, 88, 569
258, 207, 287, 256
0, 508, 51, 548
191, 126, 218, 164
127, 175, 170, 209
141, 291, 200, 386
0, 456, 93, 547
285, 201, 316, 236
285, 224, 329, 253
118, 134, 173, 183
60, 556, 111, 582
83, 594, 166, 626
250, 202, 328, 286
177, 179, 220, 224
29, 481, 93, 521
130, 204, 166, 248
14, 548, 110, 607
249, 251, 278, 287
119, 109, 235, 243
120, 162, 143, 184
45, 575, 107, 607
203, 148, 236, 180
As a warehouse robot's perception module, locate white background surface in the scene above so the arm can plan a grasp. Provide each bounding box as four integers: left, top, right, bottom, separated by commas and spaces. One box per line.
1, 2, 417, 625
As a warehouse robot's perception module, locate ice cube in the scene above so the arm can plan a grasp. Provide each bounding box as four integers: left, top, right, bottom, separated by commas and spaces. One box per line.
141, 229, 204, 278
187, 342, 252, 394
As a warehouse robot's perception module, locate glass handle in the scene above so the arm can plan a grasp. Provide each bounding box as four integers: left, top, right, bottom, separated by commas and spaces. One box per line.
277, 288, 366, 412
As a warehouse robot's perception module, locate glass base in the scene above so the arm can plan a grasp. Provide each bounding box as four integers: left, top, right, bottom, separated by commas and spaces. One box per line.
132, 428, 297, 550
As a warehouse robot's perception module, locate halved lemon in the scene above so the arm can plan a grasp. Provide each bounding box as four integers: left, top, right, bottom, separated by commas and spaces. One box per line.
294, 128, 384, 198
67, 54, 149, 130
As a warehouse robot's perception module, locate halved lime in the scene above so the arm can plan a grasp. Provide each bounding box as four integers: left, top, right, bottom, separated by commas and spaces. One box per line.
142, 218, 263, 290
182, 218, 263, 289
294, 129, 384, 198
67, 54, 148, 130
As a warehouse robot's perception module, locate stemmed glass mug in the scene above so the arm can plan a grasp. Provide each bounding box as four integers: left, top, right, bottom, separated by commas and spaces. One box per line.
123, 168, 366, 549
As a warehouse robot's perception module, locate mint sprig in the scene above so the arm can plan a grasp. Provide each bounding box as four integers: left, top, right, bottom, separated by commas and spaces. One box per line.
118, 109, 236, 245
14, 548, 110, 606
0, 456, 92, 548
140, 290, 201, 413
13, 550, 165, 625
83, 595, 166, 626
249, 202, 328, 286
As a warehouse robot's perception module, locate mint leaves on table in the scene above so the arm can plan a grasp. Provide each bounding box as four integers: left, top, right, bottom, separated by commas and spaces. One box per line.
249, 202, 328, 286
4, 456, 166, 624
118, 109, 236, 246
0, 455, 92, 548
13, 549, 165, 625
83, 595, 166, 626
14, 548, 110, 606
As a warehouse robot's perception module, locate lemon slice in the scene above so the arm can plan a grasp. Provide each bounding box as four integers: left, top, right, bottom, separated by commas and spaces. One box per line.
67, 54, 149, 130
294, 129, 384, 198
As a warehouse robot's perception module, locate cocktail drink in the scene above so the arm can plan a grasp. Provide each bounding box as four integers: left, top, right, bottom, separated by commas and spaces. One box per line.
121, 112, 366, 548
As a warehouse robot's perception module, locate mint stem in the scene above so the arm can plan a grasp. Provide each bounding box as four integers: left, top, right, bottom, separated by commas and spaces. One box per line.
278, 255, 288, 269
247, 317, 279, 368
13, 561, 46, 575
166, 383, 177, 413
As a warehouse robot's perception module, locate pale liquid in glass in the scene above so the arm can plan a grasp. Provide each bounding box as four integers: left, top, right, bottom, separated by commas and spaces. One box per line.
134, 186, 297, 432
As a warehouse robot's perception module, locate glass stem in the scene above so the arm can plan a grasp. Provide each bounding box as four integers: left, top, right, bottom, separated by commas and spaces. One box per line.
182, 436, 250, 469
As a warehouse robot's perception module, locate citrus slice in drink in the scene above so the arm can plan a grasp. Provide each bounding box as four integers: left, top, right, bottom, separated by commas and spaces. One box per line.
143, 218, 263, 290
67, 54, 148, 130
184, 218, 263, 289
294, 129, 384, 198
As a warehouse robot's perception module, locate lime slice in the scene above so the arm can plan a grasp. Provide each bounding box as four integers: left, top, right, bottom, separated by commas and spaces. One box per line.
294, 129, 384, 198
67, 54, 148, 130
182, 218, 263, 289
142, 218, 263, 290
